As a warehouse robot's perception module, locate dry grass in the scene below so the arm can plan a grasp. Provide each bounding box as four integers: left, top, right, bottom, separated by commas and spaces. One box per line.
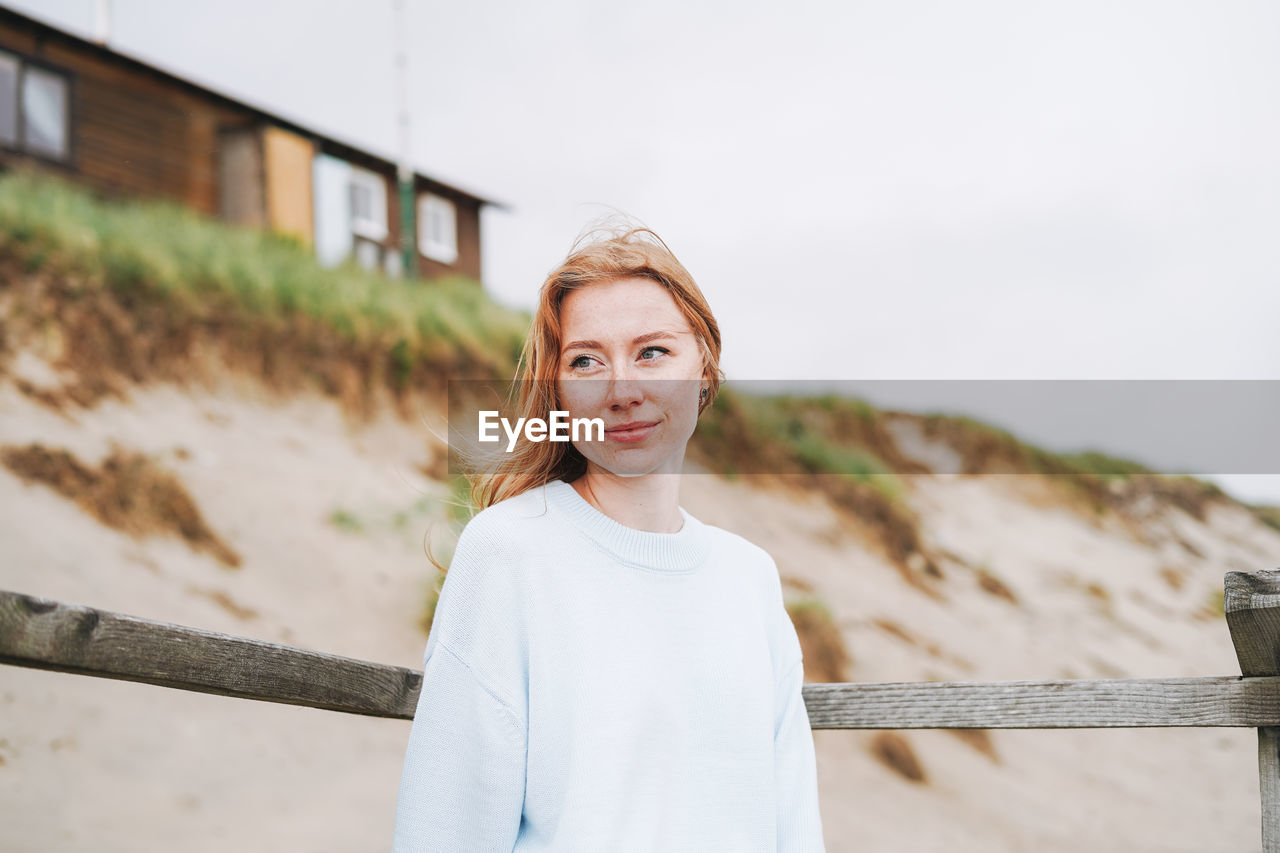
869, 731, 928, 783
1084, 581, 1114, 617
974, 566, 1019, 604
1255, 505, 1280, 534
781, 574, 815, 594
1111, 475, 1230, 523
690, 392, 1237, 602
912, 413, 1234, 526
872, 617, 919, 646
13, 377, 78, 417
186, 584, 260, 620
0, 260, 469, 422
690, 391, 939, 589
0, 168, 528, 424
944, 728, 1000, 763
1158, 565, 1187, 591
786, 598, 852, 683
871, 617, 976, 671
1195, 588, 1226, 622
1, 442, 240, 567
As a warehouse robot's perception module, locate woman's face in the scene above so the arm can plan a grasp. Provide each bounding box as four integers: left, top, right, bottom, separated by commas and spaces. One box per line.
555, 276, 707, 479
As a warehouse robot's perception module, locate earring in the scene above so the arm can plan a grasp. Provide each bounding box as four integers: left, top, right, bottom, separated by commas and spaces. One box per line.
700, 387, 708, 400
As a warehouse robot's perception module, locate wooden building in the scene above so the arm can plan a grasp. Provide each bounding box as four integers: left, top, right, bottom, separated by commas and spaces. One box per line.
0, 5, 496, 282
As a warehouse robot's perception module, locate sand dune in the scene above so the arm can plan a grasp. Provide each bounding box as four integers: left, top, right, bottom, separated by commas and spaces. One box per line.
1, 351, 1277, 852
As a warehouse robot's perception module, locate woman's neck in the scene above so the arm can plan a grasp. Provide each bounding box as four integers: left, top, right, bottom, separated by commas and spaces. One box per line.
569, 469, 685, 533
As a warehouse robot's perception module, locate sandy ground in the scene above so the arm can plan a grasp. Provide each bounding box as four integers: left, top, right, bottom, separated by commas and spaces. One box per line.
1, 355, 1278, 852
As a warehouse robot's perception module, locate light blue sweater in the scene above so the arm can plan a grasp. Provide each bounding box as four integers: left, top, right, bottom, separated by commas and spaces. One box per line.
393, 479, 826, 852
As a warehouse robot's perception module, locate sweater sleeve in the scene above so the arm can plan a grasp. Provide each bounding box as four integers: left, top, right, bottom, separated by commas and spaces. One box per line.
392, 640, 527, 853
758, 550, 825, 852
393, 513, 530, 852
774, 656, 826, 852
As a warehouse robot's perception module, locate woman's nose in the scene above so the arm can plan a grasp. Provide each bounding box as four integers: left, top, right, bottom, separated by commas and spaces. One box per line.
604, 367, 644, 408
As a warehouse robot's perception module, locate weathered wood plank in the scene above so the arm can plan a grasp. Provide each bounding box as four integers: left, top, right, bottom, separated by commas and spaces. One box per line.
7, 588, 1280, 731
0, 590, 422, 719
1226, 570, 1280, 677
1226, 569, 1280, 853
801, 676, 1280, 729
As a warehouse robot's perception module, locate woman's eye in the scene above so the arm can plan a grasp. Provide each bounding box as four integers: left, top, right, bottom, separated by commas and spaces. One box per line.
569, 355, 593, 370
639, 346, 670, 361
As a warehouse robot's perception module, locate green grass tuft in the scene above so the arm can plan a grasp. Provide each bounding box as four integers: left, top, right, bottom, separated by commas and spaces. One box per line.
328, 508, 364, 533
0, 168, 530, 378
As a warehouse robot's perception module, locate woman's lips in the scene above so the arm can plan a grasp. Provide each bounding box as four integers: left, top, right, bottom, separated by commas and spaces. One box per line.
605, 422, 658, 444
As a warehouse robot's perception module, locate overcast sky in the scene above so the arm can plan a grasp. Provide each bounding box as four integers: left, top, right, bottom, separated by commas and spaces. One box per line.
14, 0, 1280, 501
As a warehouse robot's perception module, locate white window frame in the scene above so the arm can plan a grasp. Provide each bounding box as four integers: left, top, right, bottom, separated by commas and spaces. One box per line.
0, 49, 72, 163
418, 192, 458, 265
348, 166, 388, 242
352, 236, 383, 272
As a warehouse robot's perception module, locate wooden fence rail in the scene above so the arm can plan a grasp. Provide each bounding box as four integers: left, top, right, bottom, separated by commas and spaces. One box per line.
0, 589, 422, 718
2, 568, 1279, 848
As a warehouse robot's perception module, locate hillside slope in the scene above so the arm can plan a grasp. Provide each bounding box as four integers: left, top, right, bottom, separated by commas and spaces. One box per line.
4, 348, 1279, 852
2, 174, 1278, 851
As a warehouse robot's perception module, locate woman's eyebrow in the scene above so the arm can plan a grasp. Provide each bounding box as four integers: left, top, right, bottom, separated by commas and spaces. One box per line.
562, 331, 683, 353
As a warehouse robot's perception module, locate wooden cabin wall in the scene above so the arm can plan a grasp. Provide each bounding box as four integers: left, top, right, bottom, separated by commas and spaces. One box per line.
0, 14, 488, 287
0, 19, 250, 216
454, 198, 482, 281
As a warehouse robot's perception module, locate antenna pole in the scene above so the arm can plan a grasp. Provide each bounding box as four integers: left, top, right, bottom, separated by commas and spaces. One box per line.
393, 0, 416, 277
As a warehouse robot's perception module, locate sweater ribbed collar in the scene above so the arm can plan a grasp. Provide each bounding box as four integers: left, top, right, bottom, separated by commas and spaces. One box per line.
543, 479, 711, 573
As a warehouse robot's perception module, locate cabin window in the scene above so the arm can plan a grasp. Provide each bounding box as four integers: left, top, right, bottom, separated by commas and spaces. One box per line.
0, 53, 17, 146
23, 67, 69, 160
418, 193, 458, 265
349, 166, 388, 241
0, 50, 71, 162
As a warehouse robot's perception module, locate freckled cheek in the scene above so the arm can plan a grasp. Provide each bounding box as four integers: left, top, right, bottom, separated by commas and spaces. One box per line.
556, 381, 608, 416
654, 387, 702, 428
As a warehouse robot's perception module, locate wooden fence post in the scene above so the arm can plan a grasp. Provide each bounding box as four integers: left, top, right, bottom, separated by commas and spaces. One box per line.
1225, 569, 1280, 853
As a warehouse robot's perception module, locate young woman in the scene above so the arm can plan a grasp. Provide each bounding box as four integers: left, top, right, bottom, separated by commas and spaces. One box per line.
393, 227, 826, 852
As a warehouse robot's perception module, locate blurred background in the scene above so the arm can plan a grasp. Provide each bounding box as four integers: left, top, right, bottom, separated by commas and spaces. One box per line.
1, 1, 1278, 850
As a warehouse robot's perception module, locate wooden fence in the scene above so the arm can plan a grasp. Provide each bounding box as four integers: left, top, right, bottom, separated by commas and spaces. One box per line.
3, 569, 1280, 848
